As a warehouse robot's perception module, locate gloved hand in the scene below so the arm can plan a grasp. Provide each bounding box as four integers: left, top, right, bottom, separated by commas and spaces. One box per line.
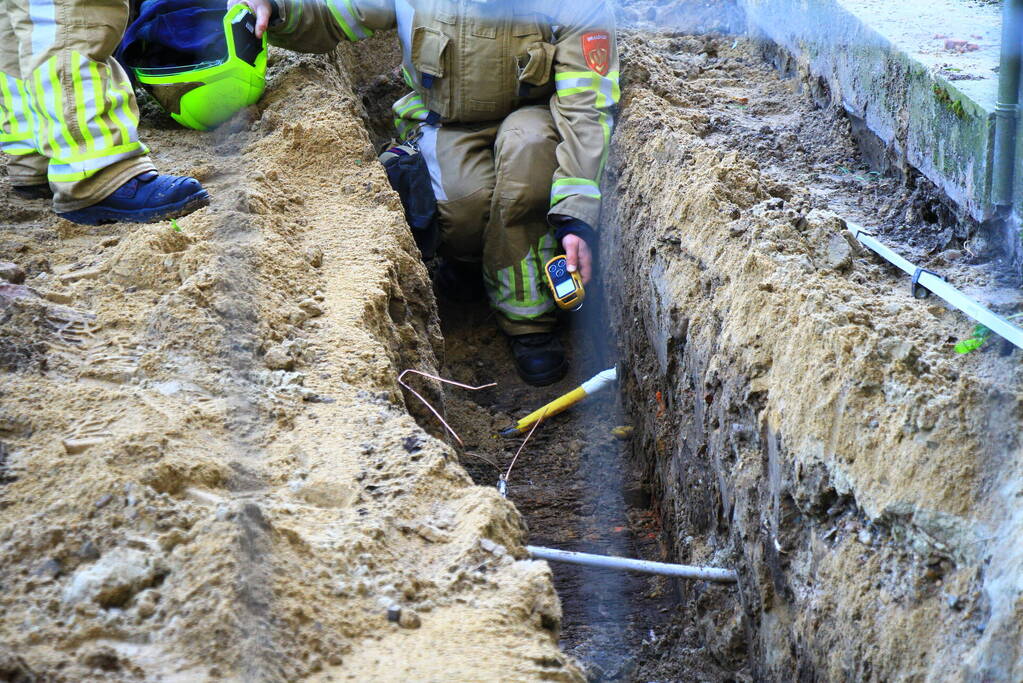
551, 216, 597, 285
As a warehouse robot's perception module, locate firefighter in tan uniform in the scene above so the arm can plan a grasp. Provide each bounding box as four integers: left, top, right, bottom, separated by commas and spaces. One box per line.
0, 0, 208, 224
236, 0, 619, 385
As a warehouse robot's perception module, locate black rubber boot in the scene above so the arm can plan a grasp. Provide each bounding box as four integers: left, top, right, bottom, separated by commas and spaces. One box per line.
433, 259, 486, 303
509, 332, 567, 387
11, 184, 53, 200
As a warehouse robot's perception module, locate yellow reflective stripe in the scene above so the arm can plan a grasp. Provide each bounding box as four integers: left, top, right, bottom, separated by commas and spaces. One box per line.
555, 71, 596, 80
105, 79, 133, 146
396, 95, 426, 117
342, 0, 372, 37
48, 166, 100, 182
32, 67, 61, 159
3, 142, 38, 155
553, 177, 598, 189
71, 52, 95, 153
325, 0, 372, 41
555, 71, 620, 102
47, 57, 78, 157
115, 76, 139, 133
0, 77, 16, 135
550, 177, 601, 206
20, 78, 39, 138
283, 0, 302, 32
53, 140, 145, 164
88, 61, 113, 150
554, 70, 618, 183
48, 141, 147, 181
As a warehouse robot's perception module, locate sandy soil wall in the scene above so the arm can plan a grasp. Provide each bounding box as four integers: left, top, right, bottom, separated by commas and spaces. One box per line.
0, 48, 580, 681
605, 36, 1023, 681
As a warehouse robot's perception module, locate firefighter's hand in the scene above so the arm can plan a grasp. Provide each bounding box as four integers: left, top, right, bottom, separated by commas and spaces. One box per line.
562, 234, 594, 285
230, 0, 272, 37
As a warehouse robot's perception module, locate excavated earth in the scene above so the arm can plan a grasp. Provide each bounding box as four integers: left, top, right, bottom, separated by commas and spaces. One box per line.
0, 47, 580, 681
3, 1, 1023, 681
606, 22, 1023, 683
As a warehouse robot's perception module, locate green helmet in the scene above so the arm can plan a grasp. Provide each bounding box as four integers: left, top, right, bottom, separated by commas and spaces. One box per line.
132, 4, 267, 131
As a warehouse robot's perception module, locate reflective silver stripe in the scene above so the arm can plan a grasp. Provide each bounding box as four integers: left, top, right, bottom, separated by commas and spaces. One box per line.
599, 77, 617, 107
77, 55, 108, 150
490, 297, 557, 317
49, 144, 144, 177
417, 123, 447, 201
107, 81, 139, 144
538, 233, 557, 264
526, 252, 539, 301
328, 0, 370, 40
556, 75, 619, 96
487, 258, 557, 318
2, 140, 37, 154
37, 66, 73, 158
395, 0, 415, 85
3, 75, 31, 133
551, 184, 601, 200
556, 77, 592, 91
28, 0, 56, 55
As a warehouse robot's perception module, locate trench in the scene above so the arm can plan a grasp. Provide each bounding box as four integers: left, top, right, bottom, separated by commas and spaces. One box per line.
351, 6, 1023, 680
0, 0, 1014, 678
348, 26, 743, 682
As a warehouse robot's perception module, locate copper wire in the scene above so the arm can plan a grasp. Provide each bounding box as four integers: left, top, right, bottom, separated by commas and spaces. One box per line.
397, 369, 496, 447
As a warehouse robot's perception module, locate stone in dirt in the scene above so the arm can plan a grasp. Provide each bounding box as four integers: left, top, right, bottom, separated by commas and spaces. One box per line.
0, 262, 25, 284
398, 608, 421, 629
62, 548, 161, 608
263, 344, 294, 370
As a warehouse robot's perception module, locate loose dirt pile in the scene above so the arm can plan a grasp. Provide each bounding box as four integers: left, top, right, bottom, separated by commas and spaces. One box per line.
0, 48, 580, 681
607, 27, 1023, 680
4, 3, 1022, 681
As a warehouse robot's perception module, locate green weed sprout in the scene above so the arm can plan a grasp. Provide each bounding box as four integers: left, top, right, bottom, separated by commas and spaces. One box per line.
171, 219, 182, 233
955, 314, 1023, 354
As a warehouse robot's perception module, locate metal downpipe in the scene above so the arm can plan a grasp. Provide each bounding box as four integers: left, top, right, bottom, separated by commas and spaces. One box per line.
993, 0, 1023, 207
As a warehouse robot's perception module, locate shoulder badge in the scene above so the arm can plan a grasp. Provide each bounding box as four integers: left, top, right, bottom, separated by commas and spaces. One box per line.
581, 31, 610, 75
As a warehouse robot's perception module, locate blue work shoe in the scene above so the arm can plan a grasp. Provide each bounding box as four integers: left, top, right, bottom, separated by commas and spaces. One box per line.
58, 171, 209, 225
509, 332, 567, 387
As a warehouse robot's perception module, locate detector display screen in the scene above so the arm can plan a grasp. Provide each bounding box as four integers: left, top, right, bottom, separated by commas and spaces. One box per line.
554, 279, 577, 298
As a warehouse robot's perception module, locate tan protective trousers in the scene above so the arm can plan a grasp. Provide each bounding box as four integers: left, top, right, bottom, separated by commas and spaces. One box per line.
417, 105, 560, 335
0, 0, 153, 211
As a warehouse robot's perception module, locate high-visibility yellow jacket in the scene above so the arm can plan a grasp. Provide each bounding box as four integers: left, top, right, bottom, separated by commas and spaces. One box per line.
268, 0, 619, 229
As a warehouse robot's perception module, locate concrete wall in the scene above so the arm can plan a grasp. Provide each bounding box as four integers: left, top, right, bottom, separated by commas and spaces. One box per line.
739, 0, 1002, 228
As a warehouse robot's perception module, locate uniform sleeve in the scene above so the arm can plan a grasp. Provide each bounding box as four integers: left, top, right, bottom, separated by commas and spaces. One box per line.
547, 0, 620, 230
269, 0, 396, 53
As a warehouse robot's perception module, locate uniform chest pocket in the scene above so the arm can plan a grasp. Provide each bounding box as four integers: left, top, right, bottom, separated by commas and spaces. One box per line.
411, 26, 450, 78
517, 42, 555, 87
512, 12, 546, 39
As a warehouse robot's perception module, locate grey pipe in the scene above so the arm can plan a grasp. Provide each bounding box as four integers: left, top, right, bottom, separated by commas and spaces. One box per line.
849, 223, 1023, 350
526, 545, 739, 583
994, 0, 1023, 206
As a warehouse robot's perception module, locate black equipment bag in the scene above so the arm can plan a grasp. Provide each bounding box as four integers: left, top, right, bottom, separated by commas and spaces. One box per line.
381, 149, 440, 259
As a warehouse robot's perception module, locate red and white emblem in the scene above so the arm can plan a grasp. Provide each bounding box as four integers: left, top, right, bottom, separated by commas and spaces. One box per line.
581, 31, 610, 76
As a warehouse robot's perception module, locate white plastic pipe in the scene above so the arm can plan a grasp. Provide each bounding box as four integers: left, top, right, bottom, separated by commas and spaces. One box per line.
848, 224, 1023, 351
527, 545, 739, 583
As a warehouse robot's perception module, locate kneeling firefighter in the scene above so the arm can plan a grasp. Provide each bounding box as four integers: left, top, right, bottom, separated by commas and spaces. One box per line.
236, 0, 618, 386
